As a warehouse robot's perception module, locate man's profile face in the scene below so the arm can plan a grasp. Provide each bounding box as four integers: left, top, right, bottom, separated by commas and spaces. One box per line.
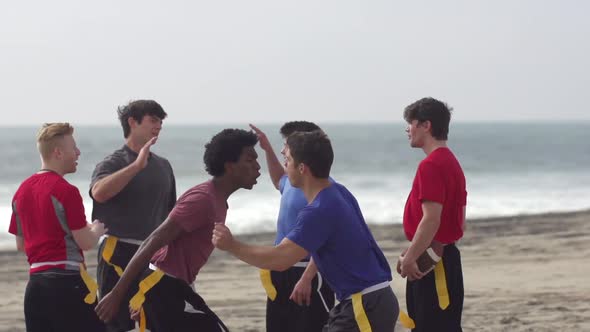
131, 114, 162, 143
405, 119, 428, 148
284, 147, 302, 188
232, 146, 261, 190
58, 134, 80, 174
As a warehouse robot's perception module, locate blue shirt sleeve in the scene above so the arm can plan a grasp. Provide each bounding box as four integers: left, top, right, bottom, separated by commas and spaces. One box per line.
286, 207, 333, 253
278, 174, 288, 194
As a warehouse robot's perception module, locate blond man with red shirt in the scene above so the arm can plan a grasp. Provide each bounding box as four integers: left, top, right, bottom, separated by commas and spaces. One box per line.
398, 98, 467, 332
9, 123, 107, 332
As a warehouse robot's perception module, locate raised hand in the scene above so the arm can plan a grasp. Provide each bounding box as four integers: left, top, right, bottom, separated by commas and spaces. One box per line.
249, 124, 272, 152
134, 136, 158, 170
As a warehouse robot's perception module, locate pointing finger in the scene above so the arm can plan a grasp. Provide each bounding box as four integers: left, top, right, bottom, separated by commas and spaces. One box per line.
249, 124, 261, 133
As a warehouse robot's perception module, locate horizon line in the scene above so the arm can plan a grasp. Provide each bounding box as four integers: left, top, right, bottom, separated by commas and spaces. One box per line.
0, 119, 588, 128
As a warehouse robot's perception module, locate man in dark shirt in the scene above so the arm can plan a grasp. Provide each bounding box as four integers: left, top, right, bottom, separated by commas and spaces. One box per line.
90, 100, 176, 332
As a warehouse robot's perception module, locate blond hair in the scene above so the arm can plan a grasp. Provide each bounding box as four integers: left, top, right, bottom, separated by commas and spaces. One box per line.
36, 123, 74, 159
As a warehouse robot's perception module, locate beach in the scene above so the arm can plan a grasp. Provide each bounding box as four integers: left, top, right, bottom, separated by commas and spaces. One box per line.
1, 209, 589, 332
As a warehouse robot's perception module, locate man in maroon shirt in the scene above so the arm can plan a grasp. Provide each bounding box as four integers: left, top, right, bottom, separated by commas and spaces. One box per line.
95, 128, 260, 332
398, 98, 467, 332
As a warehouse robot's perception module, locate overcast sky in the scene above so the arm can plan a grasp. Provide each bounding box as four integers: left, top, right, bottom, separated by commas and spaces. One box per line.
1, 1, 588, 125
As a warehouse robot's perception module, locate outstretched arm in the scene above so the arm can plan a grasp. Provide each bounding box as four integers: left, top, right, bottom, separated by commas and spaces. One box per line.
95, 216, 183, 322
213, 223, 308, 271
249, 124, 285, 190
72, 220, 107, 250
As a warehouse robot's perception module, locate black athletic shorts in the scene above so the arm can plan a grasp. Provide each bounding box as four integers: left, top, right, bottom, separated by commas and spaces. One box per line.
266, 264, 335, 332
97, 238, 141, 332
406, 243, 464, 332
324, 286, 398, 332
24, 269, 105, 332
140, 269, 229, 332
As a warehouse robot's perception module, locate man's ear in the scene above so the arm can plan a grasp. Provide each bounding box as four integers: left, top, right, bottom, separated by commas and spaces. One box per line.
298, 163, 306, 175
422, 120, 432, 132
223, 161, 234, 176
128, 117, 138, 129
53, 146, 63, 160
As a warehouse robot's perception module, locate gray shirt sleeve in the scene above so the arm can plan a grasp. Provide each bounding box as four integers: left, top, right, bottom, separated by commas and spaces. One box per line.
89, 155, 126, 199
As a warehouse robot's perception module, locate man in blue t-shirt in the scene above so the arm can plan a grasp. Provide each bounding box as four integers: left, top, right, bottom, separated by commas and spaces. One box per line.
214, 131, 399, 332
249, 122, 335, 332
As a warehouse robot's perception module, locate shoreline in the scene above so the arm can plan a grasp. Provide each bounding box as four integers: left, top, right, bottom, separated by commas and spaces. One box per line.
1, 208, 589, 331
219, 207, 590, 244
1, 207, 589, 251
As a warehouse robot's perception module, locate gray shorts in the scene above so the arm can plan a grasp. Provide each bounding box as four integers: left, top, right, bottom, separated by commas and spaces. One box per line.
324, 286, 399, 332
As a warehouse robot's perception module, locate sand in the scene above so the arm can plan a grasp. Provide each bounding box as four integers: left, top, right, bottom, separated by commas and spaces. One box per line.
1, 209, 589, 332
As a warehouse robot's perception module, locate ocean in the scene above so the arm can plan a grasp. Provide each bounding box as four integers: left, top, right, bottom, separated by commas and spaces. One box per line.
1, 123, 589, 249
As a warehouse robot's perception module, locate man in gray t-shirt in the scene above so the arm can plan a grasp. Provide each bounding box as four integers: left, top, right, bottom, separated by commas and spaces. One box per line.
90, 100, 176, 332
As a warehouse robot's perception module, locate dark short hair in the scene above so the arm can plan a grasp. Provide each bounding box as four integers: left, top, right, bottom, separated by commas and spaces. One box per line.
204, 129, 258, 176
403, 97, 452, 140
280, 121, 321, 138
286, 131, 333, 178
117, 100, 168, 138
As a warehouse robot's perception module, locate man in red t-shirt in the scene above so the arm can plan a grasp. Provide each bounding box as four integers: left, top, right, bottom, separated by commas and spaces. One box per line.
95, 128, 261, 332
398, 98, 467, 332
9, 123, 107, 332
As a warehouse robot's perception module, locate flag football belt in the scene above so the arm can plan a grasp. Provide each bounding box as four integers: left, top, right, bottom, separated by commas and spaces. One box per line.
30, 260, 98, 304
101, 235, 142, 277
101, 236, 149, 330
344, 281, 391, 332
399, 258, 450, 329
259, 260, 309, 301
129, 264, 165, 332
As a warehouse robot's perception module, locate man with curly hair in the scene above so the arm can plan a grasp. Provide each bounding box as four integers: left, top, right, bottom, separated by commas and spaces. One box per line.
95, 128, 261, 332
213, 131, 399, 332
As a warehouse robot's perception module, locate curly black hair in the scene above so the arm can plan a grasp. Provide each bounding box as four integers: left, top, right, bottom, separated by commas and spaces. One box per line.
204, 129, 259, 176
117, 100, 167, 138
279, 121, 321, 138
